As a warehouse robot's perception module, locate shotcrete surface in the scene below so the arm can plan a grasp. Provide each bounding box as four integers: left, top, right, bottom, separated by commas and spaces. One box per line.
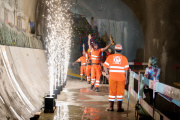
0, 45, 49, 119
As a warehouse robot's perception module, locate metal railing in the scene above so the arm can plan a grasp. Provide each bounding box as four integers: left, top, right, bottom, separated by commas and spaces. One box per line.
127, 70, 180, 120
129, 62, 148, 73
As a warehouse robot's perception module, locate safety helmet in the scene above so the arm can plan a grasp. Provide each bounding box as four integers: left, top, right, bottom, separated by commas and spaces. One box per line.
115, 44, 123, 50
148, 57, 158, 67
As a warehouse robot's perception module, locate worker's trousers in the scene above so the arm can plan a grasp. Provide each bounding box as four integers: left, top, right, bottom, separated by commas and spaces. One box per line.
80, 66, 86, 76
91, 64, 101, 88
108, 80, 125, 102
86, 65, 91, 82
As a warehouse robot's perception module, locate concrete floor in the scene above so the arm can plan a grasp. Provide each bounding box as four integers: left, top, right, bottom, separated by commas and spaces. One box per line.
40, 78, 136, 120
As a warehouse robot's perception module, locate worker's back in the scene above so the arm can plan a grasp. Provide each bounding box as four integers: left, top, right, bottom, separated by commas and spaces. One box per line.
104, 54, 129, 81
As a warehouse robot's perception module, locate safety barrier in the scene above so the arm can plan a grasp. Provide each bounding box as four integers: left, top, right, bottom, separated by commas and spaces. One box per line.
0, 19, 43, 49
127, 70, 180, 120
129, 62, 148, 73
129, 62, 148, 66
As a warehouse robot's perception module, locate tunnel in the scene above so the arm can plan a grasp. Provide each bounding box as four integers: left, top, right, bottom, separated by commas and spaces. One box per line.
0, 0, 180, 119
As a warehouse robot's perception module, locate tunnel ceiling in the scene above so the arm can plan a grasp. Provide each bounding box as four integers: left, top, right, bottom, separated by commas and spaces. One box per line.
69, 0, 136, 22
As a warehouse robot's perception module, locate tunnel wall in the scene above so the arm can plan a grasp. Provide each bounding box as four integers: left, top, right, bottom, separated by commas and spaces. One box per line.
0, 0, 37, 32
0, 45, 48, 119
122, 0, 180, 87
121, 0, 180, 118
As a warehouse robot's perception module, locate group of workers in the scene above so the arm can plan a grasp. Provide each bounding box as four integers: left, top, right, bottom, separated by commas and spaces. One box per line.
72, 34, 161, 112
73, 34, 115, 91
72, 34, 129, 112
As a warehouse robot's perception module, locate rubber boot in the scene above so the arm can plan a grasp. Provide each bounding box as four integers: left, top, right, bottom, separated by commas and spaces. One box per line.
91, 85, 94, 90
117, 101, 124, 112
95, 87, 99, 92
85, 76, 87, 81
106, 101, 114, 111
81, 75, 83, 82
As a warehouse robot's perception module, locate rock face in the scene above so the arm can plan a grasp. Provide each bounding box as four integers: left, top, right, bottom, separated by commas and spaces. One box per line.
0, 45, 49, 119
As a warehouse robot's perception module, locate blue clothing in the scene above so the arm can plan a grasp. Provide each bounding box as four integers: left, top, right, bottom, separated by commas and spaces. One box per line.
145, 67, 161, 80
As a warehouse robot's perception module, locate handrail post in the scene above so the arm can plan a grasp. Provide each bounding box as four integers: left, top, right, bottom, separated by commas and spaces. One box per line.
135, 72, 141, 119
127, 69, 131, 117
138, 72, 140, 100
153, 77, 156, 120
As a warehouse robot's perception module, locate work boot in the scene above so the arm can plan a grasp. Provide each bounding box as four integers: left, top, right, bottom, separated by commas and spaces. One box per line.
91, 85, 94, 90
95, 87, 99, 92
117, 101, 124, 112
106, 101, 114, 111
81, 77, 83, 82
87, 81, 91, 84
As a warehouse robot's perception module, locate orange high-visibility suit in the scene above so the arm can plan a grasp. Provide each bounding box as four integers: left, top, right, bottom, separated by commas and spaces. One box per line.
86, 52, 91, 82
91, 48, 104, 88
106, 51, 111, 58
103, 54, 129, 102
75, 56, 86, 76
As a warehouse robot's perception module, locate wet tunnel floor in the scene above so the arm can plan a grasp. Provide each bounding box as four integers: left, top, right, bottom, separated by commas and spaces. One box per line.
40, 79, 136, 120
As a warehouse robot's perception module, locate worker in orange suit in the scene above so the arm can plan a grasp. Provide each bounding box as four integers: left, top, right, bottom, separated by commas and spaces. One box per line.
82, 44, 91, 84
86, 50, 92, 84
88, 34, 114, 92
103, 44, 129, 112
105, 49, 111, 58
72, 52, 86, 81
